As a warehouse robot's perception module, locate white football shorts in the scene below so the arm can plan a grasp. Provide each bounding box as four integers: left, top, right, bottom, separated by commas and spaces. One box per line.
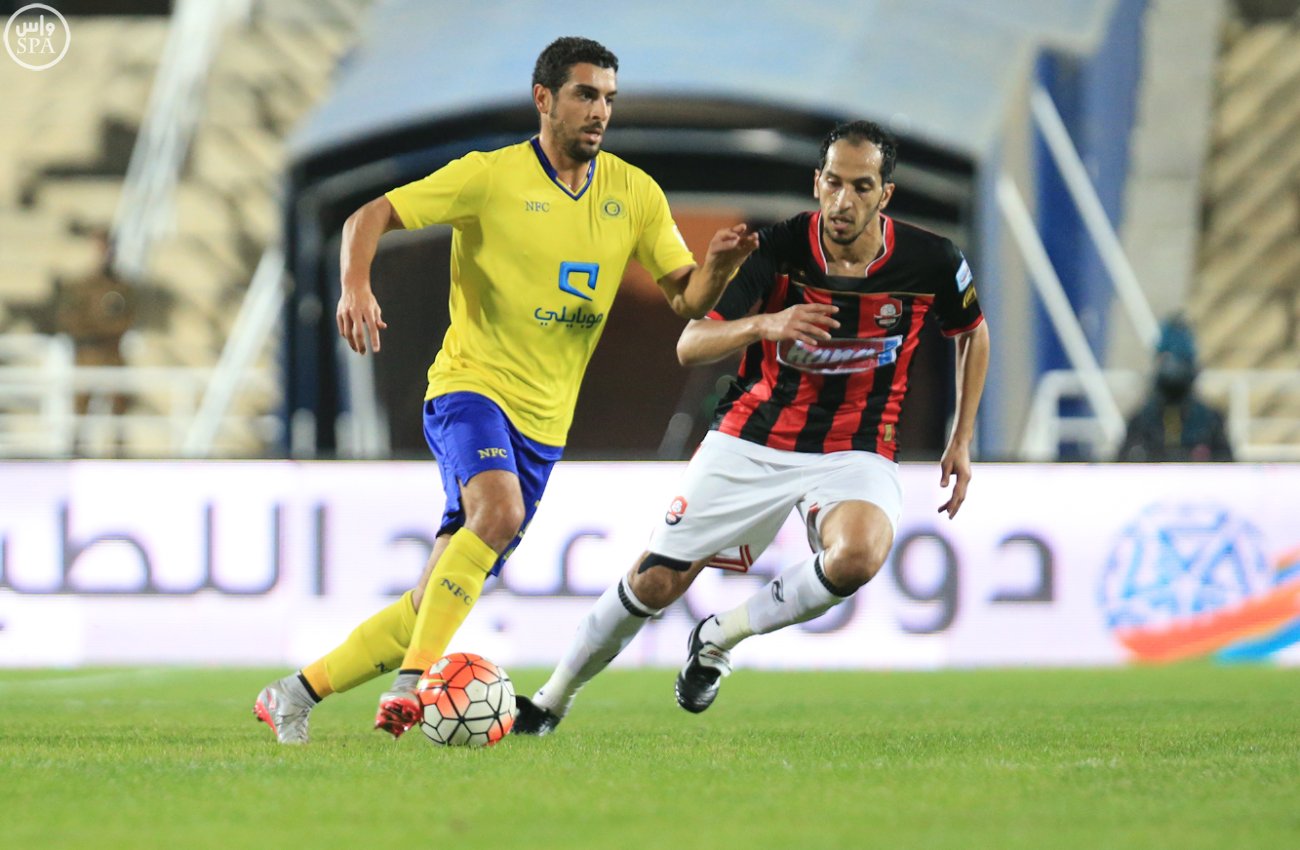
646, 430, 903, 572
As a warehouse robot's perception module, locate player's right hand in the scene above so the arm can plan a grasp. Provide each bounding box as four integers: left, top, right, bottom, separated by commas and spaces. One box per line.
337, 286, 388, 355
759, 303, 839, 345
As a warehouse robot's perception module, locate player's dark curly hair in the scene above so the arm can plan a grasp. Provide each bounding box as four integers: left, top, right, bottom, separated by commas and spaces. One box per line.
818, 120, 898, 183
532, 37, 619, 93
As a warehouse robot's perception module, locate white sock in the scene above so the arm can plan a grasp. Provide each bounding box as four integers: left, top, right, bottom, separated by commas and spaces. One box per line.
533, 575, 659, 717
701, 607, 751, 651
709, 554, 850, 651
283, 673, 319, 706
391, 670, 420, 693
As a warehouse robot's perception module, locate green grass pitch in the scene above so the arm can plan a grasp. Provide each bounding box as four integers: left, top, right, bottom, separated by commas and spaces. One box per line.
2, 664, 1297, 850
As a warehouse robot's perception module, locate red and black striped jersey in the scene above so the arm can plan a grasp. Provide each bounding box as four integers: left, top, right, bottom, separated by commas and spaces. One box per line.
706, 211, 984, 460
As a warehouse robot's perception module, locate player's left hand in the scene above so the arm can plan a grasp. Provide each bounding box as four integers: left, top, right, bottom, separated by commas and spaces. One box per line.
706, 223, 760, 269
937, 440, 972, 519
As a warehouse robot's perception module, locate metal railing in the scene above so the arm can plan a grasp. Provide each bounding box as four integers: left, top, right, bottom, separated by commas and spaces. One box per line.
997, 174, 1127, 447
181, 246, 286, 456
1002, 85, 1179, 460
0, 334, 275, 457
1029, 86, 1161, 349
1021, 368, 1300, 461
111, 0, 250, 280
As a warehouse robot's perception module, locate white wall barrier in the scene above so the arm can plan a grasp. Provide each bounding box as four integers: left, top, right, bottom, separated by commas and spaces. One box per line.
1, 462, 1298, 669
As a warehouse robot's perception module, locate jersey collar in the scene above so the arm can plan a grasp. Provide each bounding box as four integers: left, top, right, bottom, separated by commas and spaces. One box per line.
530, 137, 596, 201
809, 212, 895, 276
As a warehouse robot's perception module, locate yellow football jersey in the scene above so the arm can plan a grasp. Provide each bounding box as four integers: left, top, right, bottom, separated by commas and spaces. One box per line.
386, 138, 695, 446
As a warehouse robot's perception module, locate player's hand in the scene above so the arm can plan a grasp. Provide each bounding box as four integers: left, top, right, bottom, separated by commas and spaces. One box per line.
337, 286, 388, 355
758, 303, 840, 345
937, 440, 972, 519
706, 223, 760, 269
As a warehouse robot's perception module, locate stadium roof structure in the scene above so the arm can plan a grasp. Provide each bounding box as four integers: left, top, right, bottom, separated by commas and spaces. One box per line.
289, 0, 1119, 163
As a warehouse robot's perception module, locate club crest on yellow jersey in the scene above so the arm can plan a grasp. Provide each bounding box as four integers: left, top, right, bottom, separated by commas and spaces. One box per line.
599, 197, 625, 219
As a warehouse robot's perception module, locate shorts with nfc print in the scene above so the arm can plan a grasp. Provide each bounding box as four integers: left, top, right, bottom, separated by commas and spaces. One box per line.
646, 430, 902, 572
423, 391, 564, 575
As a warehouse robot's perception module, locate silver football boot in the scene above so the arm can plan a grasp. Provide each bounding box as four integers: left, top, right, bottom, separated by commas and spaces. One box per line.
253, 675, 315, 744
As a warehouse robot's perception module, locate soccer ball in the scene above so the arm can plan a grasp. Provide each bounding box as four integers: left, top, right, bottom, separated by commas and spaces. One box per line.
416, 652, 517, 747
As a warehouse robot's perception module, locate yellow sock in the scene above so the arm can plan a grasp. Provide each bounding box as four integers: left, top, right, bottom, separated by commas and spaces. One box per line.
301, 590, 417, 697
400, 528, 496, 674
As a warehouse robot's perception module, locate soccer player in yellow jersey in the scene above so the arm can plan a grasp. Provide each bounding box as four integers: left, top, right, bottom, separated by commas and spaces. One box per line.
254, 37, 758, 742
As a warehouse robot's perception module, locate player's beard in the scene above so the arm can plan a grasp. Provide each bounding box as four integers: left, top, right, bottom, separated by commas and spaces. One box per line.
823, 198, 884, 246
559, 124, 598, 163
824, 217, 868, 246
564, 132, 601, 163
549, 110, 602, 163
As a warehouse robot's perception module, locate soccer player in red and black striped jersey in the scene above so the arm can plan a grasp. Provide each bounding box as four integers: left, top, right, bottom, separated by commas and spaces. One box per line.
514, 120, 990, 733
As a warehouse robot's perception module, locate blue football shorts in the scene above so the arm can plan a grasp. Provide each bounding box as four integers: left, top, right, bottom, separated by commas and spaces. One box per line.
423, 391, 564, 575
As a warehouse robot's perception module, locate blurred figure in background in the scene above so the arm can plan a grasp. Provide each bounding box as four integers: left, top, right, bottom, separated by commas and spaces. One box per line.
54, 228, 136, 417
1118, 316, 1232, 462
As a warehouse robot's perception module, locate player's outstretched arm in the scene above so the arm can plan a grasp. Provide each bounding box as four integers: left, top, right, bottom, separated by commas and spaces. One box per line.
656, 224, 760, 319
337, 196, 404, 355
676, 303, 840, 367
938, 321, 990, 518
